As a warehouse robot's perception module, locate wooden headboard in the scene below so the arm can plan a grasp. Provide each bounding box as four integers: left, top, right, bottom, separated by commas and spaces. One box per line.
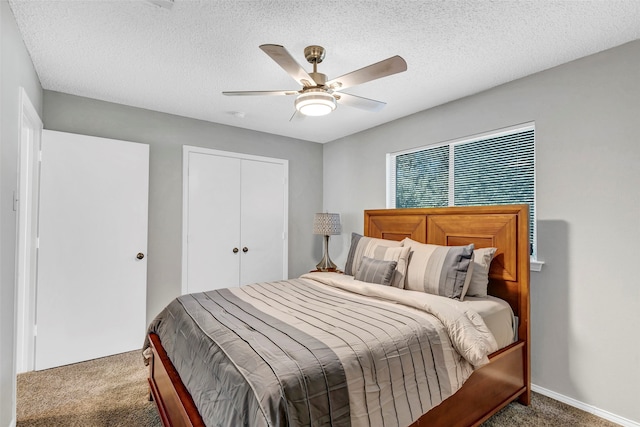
364, 204, 530, 348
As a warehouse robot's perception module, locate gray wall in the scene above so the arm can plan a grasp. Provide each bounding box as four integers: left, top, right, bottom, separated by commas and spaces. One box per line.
43, 91, 324, 325
323, 40, 640, 423
0, 2, 44, 426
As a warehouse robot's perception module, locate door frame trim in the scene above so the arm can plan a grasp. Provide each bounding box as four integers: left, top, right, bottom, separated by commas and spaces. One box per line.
181, 146, 289, 294
15, 87, 43, 373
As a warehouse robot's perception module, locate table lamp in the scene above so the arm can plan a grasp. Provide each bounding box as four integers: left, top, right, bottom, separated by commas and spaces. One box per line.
313, 213, 341, 271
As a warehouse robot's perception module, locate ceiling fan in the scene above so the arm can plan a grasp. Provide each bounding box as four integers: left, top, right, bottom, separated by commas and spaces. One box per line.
223, 44, 407, 117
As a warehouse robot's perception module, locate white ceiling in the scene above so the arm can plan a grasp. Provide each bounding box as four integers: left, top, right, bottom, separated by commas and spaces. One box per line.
8, 0, 640, 143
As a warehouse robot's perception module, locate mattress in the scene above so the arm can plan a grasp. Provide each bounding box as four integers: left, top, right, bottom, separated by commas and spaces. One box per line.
461, 296, 516, 349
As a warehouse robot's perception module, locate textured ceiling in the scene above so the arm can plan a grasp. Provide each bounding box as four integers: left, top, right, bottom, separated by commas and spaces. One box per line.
8, 0, 640, 143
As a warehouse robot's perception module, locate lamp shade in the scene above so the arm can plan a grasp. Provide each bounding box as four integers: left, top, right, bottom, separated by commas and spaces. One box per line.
313, 213, 341, 235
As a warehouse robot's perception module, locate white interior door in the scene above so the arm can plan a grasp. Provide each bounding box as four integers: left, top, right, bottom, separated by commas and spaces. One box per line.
186, 152, 241, 293
240, 159, 287, 285
183, 147, 288, 294
35, 130, 149, 370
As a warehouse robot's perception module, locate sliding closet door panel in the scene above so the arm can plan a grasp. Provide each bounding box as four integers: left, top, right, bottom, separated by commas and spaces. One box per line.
36, 130, 149, 370
186, 153, 241, 293
240, 159, 287, 285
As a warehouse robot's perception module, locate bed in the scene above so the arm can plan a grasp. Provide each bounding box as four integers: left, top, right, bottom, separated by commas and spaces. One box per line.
145, 205, 530, 427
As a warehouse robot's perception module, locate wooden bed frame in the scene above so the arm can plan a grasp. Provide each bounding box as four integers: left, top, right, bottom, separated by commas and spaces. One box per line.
147, 205, 530, 427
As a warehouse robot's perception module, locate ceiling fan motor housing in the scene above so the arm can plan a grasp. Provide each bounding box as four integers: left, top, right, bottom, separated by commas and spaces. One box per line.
304, 45, 326, 64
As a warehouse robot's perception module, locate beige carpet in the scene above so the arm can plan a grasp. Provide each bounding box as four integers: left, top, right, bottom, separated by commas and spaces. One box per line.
17, 350, 619, 426
17, 351, 160, 426
482, 392, 620, 426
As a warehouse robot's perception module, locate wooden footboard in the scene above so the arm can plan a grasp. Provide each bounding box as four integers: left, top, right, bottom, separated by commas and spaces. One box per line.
148, 333, 205, 427
411, 341, 527, 427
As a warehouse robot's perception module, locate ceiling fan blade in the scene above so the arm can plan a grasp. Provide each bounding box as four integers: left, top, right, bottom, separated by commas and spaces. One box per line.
335, 92, 386, 112
259, 44, 316, 87
223, 90, 299, 96
326, 55, 407, 91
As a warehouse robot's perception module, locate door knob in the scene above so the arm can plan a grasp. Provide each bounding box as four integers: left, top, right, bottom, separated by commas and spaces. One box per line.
242, 247, 248, 253
233, 247, 239, 253
136, 253, 145, 260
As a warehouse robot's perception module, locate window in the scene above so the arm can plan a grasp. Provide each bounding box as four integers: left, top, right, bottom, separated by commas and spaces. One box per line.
387, 124, 536, 257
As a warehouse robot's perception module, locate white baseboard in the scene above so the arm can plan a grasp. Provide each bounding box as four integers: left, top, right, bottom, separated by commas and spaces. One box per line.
532, 384, 640, 427
8, 418, 16, 427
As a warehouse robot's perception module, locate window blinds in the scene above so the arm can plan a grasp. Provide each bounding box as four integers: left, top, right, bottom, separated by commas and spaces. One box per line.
395, 145, 449, 208
453, 130, 534, 206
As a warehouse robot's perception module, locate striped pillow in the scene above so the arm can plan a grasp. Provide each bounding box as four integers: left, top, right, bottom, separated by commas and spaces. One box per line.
344, 233, 402, 275
344, 233, 409, 288
402, 238, 474, 299
383, 246, 411, 288
355, 257, 398, 286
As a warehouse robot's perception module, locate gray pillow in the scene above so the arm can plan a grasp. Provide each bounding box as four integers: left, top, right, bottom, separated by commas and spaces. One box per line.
354, 256, 398, 286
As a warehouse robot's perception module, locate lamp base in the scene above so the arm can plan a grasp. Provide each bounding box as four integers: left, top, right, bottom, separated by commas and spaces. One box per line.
316, 235, 337, 272
315, 260, 337, 272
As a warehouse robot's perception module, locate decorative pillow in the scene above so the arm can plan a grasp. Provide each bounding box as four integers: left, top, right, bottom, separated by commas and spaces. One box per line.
402, 238, 474, 299
344, 233, 402, 276
355, 257, 398, 286
374, 245, 411, 288
465, 247, 497, 298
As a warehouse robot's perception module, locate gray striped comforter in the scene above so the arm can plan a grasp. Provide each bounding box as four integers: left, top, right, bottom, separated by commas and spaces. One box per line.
145, 272, 498, 427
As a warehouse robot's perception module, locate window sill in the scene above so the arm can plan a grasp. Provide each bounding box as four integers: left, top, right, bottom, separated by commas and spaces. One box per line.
531, 258, 544, 272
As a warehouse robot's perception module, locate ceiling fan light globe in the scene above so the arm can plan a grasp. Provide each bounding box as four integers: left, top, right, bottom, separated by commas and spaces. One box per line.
295, 91, 337, 116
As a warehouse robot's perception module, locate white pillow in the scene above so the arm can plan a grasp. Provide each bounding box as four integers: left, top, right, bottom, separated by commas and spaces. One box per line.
465, 247, 497, 298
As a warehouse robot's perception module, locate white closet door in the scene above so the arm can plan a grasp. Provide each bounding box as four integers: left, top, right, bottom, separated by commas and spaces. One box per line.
183, 147, 287, 294
240, 159, 287, 285
186, 152, 241, 292
36, 130, 149, 370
